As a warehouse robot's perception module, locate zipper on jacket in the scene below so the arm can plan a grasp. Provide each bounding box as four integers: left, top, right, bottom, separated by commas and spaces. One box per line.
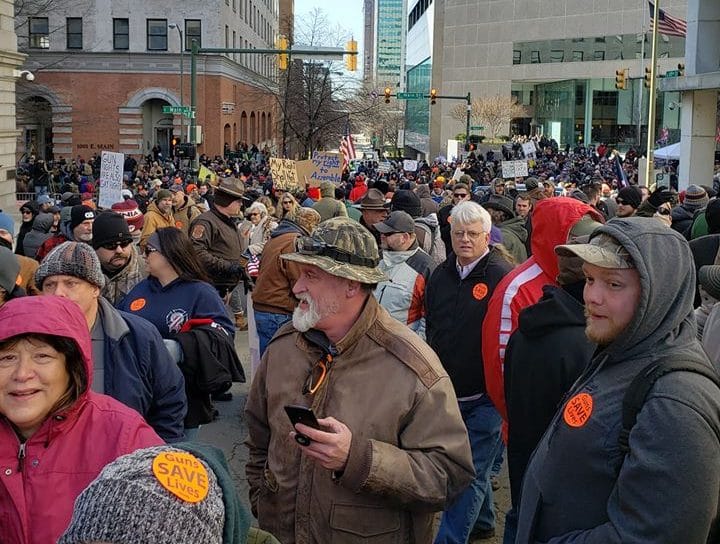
17, 441, 26, 472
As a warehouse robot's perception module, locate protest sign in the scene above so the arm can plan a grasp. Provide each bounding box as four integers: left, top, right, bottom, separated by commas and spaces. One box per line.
269, 158, 299, 190
308, 151, 342, 186
403, 159, 418, 172
521, 142, 536, 157
98, 151, 124, 208
501, 160, 529, 179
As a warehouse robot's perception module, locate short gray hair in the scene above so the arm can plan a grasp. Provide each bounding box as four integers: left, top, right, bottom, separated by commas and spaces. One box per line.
247, 201, 268, 216
450, 201, 492, 233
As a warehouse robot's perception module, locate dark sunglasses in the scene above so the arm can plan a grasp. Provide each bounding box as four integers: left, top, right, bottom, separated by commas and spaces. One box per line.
21, 209, 33, 214
248, 212, 259, 217
101, 239, 133, 251
144, 246, 158, 257
295, 236, 379, 267
453, 192, 469, 198
303, 353, 333, 395
616, 198, 626, 205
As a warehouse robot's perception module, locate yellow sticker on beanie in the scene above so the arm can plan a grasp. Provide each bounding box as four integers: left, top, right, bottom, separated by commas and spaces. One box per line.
152, 451, 209, 503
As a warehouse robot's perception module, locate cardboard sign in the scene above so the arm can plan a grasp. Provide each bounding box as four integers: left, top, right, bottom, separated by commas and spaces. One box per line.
98, 151, 125, 209
452, 167, 463, 181
152, 451, 209, 503
295, 160, 314, 188
403, 159, 418, 172
308, 151, 343, 186
521, 142, 536, 157
501, 160, 529, 179
377, 162, 392, 174
269, 157, 299, 190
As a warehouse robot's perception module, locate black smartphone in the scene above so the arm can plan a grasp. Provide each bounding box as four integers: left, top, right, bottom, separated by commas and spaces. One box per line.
284, 405, 320, 446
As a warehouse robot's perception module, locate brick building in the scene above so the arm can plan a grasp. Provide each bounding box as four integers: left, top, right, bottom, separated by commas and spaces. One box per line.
15, 0, 286, 162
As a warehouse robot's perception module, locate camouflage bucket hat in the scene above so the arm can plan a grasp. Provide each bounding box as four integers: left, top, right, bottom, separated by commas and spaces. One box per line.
281, 217, 388, 284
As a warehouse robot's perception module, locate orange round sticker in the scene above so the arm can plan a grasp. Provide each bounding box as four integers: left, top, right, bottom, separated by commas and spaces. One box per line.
472, 283, 489, 301
152, 451, 209, 503
563, 392, 593, 428
175, 220, 184, 229
129, 298, 146, 311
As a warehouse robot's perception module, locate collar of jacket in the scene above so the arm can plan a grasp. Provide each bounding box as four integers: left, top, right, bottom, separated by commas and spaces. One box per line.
210, 205, 238, 228
97, 296, 131, 341
300, 295, 380, 356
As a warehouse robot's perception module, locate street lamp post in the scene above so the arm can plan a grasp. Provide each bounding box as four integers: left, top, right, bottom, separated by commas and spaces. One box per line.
169, 23, 184, 142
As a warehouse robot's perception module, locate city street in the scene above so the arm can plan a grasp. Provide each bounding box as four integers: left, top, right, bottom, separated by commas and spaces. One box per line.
200, 331, 512, 543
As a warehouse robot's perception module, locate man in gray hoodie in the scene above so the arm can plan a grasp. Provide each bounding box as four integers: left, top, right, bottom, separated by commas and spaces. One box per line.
515, 217, 720, 543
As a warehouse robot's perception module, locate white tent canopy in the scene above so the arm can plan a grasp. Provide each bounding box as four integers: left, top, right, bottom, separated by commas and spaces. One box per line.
654, 142, 681, 161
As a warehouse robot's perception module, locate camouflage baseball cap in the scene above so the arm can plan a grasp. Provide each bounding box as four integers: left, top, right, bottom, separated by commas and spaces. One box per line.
281, 217, 388, 284
555, 233, 634, 269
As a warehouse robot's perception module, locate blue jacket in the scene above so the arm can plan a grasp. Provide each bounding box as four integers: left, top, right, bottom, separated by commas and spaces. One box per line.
98, 297, 187, 442
118, 276, 234, 339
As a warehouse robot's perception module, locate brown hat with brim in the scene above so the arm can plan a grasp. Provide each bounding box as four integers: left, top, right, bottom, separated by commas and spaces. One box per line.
281, 217, 388, 284
216, 177, 245, 199
555, 233, 634, 269
358, 188, 389, 210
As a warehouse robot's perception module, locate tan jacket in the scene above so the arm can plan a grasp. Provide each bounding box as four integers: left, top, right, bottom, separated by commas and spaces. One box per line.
173, 195, 202, 234
245, 297, 474, 544
139, 201, 175, 248
251, 230, 303, 315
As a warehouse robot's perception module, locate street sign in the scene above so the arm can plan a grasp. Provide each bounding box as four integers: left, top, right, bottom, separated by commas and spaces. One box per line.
162, 105, 193, 115
665, 70, 680, 77
470, 125, 485, 130
397, 92, 425, 100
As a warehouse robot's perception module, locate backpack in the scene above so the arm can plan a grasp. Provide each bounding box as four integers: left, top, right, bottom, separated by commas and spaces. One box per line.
619, 359, 720, 454
415, 220, 446, 268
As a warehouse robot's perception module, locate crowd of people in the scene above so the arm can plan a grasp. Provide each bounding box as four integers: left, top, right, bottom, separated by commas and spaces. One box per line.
2, 140, 720, 543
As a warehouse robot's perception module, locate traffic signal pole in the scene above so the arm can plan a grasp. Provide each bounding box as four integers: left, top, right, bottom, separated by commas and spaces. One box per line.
189, 40, 358, 167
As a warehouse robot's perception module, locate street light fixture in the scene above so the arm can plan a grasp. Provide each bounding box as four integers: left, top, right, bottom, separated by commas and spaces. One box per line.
168, 23, 184, 142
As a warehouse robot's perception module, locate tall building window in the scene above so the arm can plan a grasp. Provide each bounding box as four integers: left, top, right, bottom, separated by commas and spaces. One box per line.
147, 18, 168, 51
185, 20, 201, 50
66, 17, 82, 49
113, 18, 129, 50
29, 17, 50, 49
233, 30, 237, 61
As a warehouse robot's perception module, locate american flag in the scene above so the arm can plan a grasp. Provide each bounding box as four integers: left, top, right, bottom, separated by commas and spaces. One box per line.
648, 2, 687, 38
612, 152, 630, 189
340, 126, 356, 169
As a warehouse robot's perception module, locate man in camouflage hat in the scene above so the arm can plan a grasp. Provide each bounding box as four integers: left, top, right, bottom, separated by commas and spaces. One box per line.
245, 217, 474, 544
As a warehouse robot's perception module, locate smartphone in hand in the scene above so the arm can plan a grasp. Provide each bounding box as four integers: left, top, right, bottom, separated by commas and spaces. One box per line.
284, 405, 320, 446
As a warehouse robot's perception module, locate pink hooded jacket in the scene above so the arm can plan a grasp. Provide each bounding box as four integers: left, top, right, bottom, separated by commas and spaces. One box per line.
0, 296, 163, 544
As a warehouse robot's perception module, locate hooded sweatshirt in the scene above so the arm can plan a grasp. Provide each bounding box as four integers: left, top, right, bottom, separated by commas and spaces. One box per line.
0, 296, 162, 544
482, 197, 604, 420
515, 218, 720, 543
21, 213, 55, 260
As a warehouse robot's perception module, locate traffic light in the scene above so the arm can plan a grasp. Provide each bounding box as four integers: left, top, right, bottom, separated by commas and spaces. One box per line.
171, 137, 178, 156
384, 87, 391, 104
276, 35, 288, 70
615, 68, 627, 90
644, 66, 652, 88
677, 63, 685, 76
345, 38, 357, 72
430, 88, 437, 105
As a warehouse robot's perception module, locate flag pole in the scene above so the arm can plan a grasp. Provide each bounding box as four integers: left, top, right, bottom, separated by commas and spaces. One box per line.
637, 0, 646, 148
644, 0, 660, 186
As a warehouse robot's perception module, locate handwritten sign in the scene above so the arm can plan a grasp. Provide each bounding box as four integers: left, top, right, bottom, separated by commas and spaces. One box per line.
403, 159, 418, 172
295, 160, 314, 188
98, 151, 124, 208
521, 142, 536, 158
501, 160, 529, 179
269, 157, 299, 190
307, 151, 342, 186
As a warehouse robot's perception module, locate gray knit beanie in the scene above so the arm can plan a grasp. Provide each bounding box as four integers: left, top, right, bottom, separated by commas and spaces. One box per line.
35, 241, 106, 289
59, 446, 225, 544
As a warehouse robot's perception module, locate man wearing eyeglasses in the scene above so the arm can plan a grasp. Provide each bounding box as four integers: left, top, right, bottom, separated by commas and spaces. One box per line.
245, 217, 474, 544
438, 182, 472, 259
425, 201, 514, 543
92, 211, 147, 306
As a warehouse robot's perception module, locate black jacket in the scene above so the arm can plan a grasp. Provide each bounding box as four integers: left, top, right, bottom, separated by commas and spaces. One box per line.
504, 283, 594, 504
176, 324, 245, 427
425, 247, 512, 398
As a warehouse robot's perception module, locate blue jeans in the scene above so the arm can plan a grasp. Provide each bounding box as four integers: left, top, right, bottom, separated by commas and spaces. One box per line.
435, 395, 502, 544
254, 310, 292, 357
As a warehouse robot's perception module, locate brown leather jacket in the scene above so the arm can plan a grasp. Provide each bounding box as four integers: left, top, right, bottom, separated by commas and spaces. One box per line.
190, 207, 243, 289
245, 296, 474, 543
251, 229, 303, 315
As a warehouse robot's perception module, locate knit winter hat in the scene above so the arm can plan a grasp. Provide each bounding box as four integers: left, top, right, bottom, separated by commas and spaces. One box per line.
0, 211, 14, 237
684, 184, 709, 210
35, 241, 106, 289
70, 205, 96, 231
58, 446, 225, 544
111, 199, 145, 233
390, 190, 422, 218
616, 186, 642, 209
92, 211, 133, 249
156, 189, 172, 201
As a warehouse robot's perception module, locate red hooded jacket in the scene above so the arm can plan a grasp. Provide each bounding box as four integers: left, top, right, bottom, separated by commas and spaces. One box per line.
349, 176, 368, 202
482, 198, 604, 420
0, 296, 163, 544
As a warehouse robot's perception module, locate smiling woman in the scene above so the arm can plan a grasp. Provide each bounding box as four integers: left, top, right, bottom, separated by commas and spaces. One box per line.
0, 296, 163, 544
